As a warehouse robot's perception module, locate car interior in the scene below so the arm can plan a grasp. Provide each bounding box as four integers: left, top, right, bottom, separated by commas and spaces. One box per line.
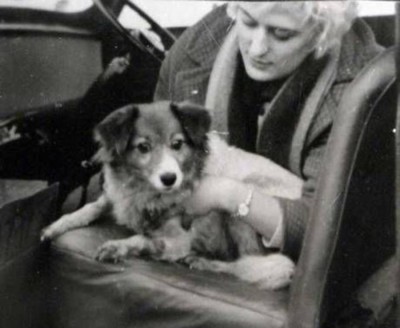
0, 1, 398, 327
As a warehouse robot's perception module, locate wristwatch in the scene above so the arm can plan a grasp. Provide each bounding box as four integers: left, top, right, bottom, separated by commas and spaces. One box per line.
234, 187, 254, 218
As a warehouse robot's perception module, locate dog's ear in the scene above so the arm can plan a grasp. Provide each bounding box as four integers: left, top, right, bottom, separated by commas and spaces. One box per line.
94, 104, 139, 161
170, 101, 211, 148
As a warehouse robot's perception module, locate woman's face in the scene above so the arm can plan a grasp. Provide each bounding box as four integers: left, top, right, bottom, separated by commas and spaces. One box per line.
236, 3, 319, 81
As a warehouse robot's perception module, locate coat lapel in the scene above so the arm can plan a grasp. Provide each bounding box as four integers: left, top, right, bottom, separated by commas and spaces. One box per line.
255, 53, 335, 172
288, 49, 340, 174
205, 26, 239, 141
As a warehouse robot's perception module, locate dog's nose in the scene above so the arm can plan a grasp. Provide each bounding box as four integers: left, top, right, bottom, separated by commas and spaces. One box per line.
160, 173, 177, 187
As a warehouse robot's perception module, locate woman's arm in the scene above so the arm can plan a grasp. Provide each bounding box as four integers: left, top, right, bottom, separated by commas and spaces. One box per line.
184, 175, 283, 241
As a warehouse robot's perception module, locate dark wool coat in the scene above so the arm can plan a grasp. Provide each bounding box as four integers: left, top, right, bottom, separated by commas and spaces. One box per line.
154, 5, 383, 260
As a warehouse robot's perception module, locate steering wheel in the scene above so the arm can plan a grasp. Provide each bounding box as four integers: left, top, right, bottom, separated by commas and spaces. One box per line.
92, 0, 176, 62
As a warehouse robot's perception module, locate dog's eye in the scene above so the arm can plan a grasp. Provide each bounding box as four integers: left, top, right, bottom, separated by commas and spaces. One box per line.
171, 139, 184, 151
136, 142, 152, 154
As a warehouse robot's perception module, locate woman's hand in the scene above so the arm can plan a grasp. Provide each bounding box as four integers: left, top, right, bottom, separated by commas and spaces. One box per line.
183, 175, 243, 217
183, 175, 283, 241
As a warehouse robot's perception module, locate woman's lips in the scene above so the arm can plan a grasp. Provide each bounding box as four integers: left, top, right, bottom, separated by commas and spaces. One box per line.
249, 58, 272, 69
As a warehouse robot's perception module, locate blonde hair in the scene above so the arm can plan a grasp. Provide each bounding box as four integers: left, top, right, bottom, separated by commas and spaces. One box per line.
227, 1, 358, 58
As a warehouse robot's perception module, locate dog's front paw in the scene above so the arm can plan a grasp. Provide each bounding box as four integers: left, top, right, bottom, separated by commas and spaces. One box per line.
40, 212, 79, 242
180, 255, 210, 271
40, 226, 54, 242
95, 240, 131, 263
40, 219, 65, 242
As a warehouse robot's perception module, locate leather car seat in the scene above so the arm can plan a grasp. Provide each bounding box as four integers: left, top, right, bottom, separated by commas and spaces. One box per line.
48, 48, 397, 328
0, 184, 58, 328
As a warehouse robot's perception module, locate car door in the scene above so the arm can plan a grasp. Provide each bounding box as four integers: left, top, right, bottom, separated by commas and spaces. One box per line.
0, 0, 165, 198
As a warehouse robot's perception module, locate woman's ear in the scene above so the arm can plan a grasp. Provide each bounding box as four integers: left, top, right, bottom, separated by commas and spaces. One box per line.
170, 101, 211, 149
94, 104, 139, 161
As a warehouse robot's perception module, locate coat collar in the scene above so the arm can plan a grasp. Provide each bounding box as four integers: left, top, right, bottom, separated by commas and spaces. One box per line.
183, 4, 232, 69
335, 18, 383, 83
173, 5, 232, 103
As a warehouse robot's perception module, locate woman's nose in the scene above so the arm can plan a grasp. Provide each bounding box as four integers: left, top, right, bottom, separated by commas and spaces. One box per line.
248, 28, 269, 57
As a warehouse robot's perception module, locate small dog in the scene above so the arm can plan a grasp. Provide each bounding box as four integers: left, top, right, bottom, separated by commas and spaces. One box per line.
41, 101, 303, 290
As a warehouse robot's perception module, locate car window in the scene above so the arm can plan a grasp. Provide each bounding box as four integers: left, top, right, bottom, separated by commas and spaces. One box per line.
119, 0, 227, 30
119, 0, 395, 31
0, 0, 92, 13
358, 1, 395, 16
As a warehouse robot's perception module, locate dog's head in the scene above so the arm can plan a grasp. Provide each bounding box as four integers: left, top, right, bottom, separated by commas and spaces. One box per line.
94, 101, 211, 195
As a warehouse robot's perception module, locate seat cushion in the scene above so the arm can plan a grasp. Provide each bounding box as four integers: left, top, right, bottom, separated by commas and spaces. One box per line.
49, 220, 289, 328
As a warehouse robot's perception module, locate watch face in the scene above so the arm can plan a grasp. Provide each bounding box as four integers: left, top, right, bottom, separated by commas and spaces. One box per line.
238, 203, 249, 217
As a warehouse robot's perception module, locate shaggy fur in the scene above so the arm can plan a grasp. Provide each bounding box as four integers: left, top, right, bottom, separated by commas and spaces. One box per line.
41, 101, 302, 290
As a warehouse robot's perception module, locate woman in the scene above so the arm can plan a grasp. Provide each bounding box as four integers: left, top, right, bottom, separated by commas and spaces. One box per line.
154, 1, 383, 260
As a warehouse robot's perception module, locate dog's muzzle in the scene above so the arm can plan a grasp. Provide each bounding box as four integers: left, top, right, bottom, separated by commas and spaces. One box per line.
150, 149, 183, 191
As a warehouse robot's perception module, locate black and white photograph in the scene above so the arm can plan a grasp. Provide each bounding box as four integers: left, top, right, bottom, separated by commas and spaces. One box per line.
0, 1, 398, 327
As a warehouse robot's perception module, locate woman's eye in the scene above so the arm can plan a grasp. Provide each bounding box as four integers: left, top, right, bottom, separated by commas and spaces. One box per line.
171, 139, 184, 151
136, 142, 151, 154
242, 18, 257, 28
270, 28, 297, 41
239, 12, 257, 28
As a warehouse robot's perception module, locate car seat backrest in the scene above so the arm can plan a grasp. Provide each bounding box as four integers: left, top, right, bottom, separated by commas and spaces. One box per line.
287, 48, 396, 328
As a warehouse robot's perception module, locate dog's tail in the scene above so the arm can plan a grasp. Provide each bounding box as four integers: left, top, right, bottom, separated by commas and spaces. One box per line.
190, 253, 295, 290
229, 254, 295, 290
